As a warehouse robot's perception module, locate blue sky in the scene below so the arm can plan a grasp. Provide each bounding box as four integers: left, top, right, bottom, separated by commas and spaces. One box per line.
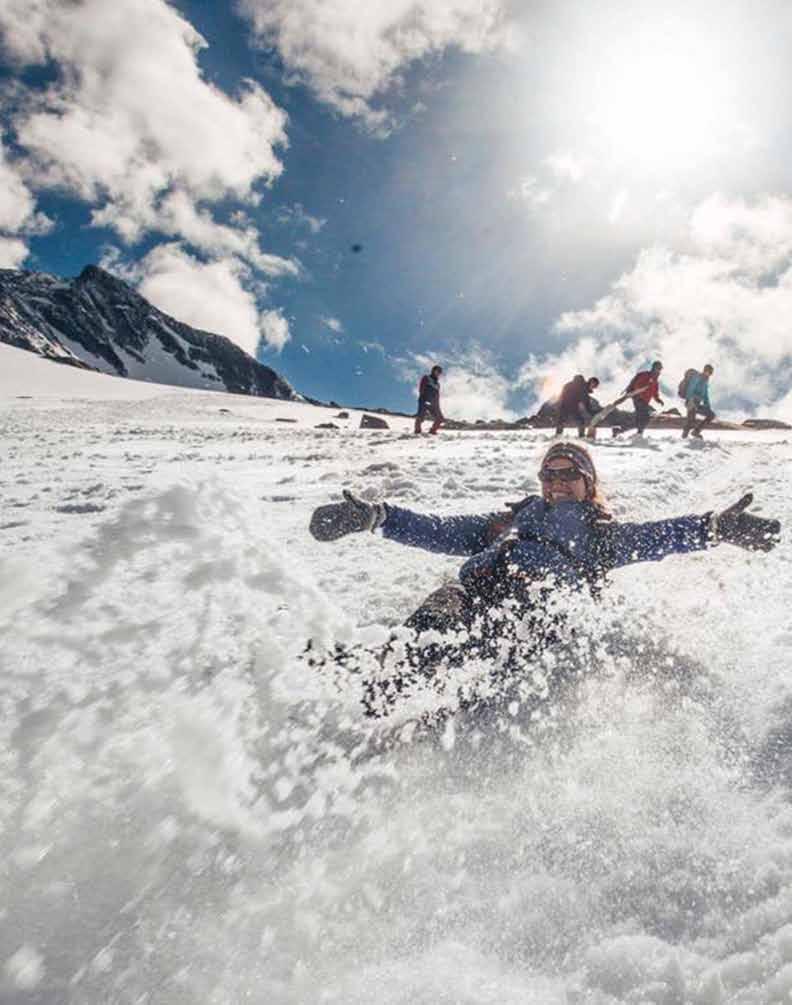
3, 0, 792, 418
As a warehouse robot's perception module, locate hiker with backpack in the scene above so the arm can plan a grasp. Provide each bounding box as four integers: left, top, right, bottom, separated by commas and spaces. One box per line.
414, 365, 444, 435
680, 365, 716, 439
612, 361, 665, 437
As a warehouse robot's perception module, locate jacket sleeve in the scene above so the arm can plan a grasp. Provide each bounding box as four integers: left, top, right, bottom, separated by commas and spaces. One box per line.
381, 504, 503, 556
602, 514, 711, 568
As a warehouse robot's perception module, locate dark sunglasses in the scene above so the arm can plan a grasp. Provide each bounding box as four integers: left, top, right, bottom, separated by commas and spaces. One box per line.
539, 465, 584, 483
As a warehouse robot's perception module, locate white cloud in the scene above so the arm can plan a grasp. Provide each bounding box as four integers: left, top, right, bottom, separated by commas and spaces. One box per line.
2, 0, 287, 249
91, 190, 299, 278
239, 0, 512, 130
0, 236, 30, 268
0, 0, 50, 64
400, 348, 517, 420
133, 243, 289, 356
0, 145, 37, 234
319, 315, 343, 333
359, 340, 386, 356
689, 193, 792, 277
532, 194, 792, 417
0, 140, 52, 265
259, 309, 291, 352
516, 338, 631, 407
277, 203, 326, 234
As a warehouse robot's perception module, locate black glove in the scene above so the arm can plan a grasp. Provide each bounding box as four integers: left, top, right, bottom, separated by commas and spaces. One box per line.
309, 490, 387, 542
714, 493, 781, 552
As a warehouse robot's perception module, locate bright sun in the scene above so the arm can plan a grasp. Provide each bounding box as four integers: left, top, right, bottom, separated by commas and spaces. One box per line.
583, 25, 736, 171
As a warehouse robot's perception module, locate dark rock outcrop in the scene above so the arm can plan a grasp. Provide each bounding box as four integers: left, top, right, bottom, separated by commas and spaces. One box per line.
0, 265, 295, 399
360, 414, 389, 429
742, 418, 792, 430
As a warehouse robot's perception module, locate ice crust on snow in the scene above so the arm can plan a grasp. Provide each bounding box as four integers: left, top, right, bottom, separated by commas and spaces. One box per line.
1, 343, 792, 1002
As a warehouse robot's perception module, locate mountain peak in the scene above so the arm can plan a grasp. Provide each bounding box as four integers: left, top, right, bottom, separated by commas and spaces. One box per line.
77, 264, 117, 285
0, 265, 296, 400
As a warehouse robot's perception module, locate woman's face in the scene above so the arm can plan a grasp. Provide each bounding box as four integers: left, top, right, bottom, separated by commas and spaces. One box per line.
541, 456, 589, 504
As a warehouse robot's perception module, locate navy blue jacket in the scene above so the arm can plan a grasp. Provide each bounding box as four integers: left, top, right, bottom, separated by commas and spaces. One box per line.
382, 496, 710, 591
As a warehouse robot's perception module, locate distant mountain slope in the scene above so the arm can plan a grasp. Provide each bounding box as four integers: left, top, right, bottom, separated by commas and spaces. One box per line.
0, 265, 295, 399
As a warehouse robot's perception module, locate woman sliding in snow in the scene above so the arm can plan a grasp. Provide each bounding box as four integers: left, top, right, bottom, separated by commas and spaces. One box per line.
309, 442, 780, 722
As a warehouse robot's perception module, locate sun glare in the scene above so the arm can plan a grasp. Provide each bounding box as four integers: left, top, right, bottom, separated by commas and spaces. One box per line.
583, 25, 736, 171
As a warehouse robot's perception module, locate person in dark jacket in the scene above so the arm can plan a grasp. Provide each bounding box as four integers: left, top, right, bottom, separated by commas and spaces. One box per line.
554, 375, 595, 437
414, 365, 444, 435
309, 442, 780, 719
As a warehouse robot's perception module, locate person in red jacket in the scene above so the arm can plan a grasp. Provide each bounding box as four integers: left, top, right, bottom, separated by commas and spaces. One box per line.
613, 361, 665, 437
414, 365, 444, 434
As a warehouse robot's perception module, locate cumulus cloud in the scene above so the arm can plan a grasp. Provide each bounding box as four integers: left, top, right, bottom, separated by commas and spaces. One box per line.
400, 348, 517, 420
1, 0, 287, 250
258, 308, 291, 353
238, 0, 512, 130
0, 140, 52, 265
526, 194, 792, 417
92, 190, 299, 277
516, 338, 631, 407
131, 243, 290, 356
0, 237, 30, 268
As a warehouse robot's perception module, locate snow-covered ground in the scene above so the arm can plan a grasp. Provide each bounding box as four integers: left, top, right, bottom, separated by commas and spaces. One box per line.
2, 342, 792, 1004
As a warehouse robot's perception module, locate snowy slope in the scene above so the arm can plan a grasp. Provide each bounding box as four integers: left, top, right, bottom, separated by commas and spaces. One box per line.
0, 265, 296, 399
1, 351, 792, 1003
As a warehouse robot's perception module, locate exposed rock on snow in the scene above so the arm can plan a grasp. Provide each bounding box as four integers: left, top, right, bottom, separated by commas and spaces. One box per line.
0, 265, 295, 399
743, 418, 792, 430
360, 414, 389, 429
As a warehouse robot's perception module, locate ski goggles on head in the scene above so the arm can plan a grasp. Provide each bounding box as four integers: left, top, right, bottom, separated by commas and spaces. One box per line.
538, 464, 585, 483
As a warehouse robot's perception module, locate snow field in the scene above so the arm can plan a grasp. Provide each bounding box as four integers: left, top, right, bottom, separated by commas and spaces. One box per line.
2, 345, 792, 1002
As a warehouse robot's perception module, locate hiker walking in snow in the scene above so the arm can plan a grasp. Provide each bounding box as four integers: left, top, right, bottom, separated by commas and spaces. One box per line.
681, 364, 716, 439
554, 375, 596, 437
612, 361, 665, 437
414, 365, 444, 435
309, 441, 780, 720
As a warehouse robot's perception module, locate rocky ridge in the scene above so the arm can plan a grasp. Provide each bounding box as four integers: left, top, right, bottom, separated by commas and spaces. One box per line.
0, 265, 295, 399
